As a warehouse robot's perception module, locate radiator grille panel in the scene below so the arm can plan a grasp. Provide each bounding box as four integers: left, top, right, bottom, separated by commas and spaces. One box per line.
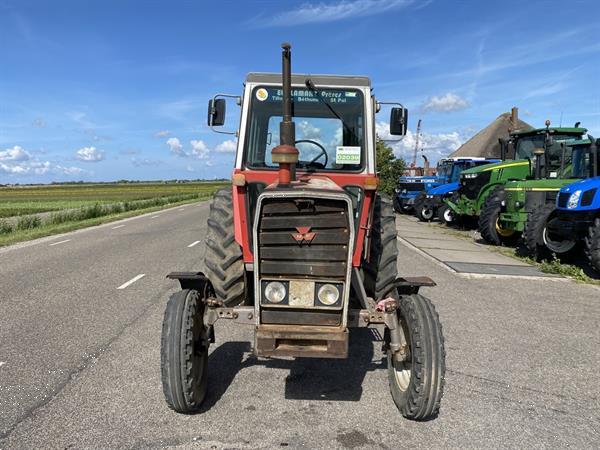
258, 198, 350, 279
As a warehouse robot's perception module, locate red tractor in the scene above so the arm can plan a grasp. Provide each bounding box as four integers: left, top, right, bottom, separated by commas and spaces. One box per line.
161, 44, 445, 420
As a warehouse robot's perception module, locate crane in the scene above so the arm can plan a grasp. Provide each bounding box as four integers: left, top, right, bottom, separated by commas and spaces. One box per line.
412, 119, 422, 167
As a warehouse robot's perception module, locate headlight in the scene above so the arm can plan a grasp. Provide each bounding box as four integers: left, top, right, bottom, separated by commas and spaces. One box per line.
401, 189, 407, 193
463, 173, 478, 179
317, 284, 339, 305
567, 190, 581, 209
264, 281, 286, 303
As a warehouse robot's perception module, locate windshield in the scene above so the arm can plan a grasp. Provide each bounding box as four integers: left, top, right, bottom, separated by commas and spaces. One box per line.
244, 85, 365, 171
515, 134, 581, 160
436, 161, 453, 179
571, 145, 592, 178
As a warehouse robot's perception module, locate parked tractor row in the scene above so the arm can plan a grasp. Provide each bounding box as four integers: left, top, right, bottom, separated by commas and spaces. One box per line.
394, 122, 600, 274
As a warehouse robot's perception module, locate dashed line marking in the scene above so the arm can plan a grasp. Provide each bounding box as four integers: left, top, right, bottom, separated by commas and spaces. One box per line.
151, 215, 160, 219
0, 361, 6, 368
117, 274, 146, 290
188, 240, 201, 248
178, 208, 186, 211
49, 239, 71, 246
112, 225, 125, 229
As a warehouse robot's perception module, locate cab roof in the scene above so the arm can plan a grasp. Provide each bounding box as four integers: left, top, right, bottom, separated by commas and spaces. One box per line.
246, 72, 371, 88
511, 126, 587, 137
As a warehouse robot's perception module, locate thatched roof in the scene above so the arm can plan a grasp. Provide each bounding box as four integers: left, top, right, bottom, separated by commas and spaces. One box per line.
449, 111, 532, 158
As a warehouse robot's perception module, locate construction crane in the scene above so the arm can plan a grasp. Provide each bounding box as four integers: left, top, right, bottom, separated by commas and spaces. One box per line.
412, 119, 422, 167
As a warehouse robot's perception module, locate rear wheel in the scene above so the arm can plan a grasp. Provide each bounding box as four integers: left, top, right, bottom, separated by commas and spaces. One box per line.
584, 218, 600, 273
204, 188, 245, 306
363, 194, 399, 300
437, 204, 454, 225
478, 186, 518, 245
388, 294, 445, 421
525, 204, 577, 260
161, 289, 209, 413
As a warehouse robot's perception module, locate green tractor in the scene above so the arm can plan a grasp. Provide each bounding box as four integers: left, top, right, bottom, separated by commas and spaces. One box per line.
444, 124, 587, 242
488, 135, 594, 258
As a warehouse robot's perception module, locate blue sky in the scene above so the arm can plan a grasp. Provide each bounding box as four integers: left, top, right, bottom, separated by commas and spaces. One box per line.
1, 0, 599, 183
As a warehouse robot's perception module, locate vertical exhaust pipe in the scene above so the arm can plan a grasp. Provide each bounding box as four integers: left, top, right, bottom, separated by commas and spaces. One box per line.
271, 43, 299, 185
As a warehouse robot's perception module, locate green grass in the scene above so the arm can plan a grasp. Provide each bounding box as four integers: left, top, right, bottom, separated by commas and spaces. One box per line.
0, 181, 227, 246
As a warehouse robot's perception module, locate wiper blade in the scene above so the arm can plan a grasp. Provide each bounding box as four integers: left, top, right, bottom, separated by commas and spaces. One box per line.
305, 78, 356, 142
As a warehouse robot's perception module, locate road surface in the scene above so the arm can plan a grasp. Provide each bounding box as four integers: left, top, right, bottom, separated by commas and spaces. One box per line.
1, 201, 599, 449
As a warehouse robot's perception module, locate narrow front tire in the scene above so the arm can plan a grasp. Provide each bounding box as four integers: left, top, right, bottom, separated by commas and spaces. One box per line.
387, 294, 446, 421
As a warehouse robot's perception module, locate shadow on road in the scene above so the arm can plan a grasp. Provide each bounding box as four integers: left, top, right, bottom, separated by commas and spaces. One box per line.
201, 328, 386, 411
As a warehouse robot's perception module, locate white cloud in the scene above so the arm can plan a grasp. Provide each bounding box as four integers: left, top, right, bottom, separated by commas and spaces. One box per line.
421, 93, 469, 113
0, 145, 85, 177
190, 140, 209, 159
297, 121, 322, 141
254, 0, 426, 27
166, 137, 186, 157
75, 146, 105, 162
376, 122, 463, 164
0, 145, 31, 162
154, 130, 170, 138
214, 139, 237, 153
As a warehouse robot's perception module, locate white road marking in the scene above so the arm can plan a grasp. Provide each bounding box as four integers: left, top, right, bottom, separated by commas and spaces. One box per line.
151, 215, 160, 219
0, 361, 6, 368
178, 208, 186, 211
117, 274, 146, 290
188, 240, 201, 248
49, 239, 71, 246
112, 225, 125, 229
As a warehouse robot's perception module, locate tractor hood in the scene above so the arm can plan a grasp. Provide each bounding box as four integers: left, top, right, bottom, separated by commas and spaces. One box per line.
460, 159, 529, 175
559, 176, 600, 194
428, 182, 459, 196
265, 175, 345, 193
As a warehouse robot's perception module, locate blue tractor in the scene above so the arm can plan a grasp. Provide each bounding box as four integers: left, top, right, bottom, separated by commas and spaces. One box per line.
543, 137, 600, 272
412, 157, 501, 222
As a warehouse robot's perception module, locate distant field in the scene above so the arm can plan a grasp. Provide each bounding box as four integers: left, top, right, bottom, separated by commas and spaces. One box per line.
0, 182, 227, 218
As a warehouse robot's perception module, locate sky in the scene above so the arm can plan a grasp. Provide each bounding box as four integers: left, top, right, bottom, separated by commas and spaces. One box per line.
1, 0, 599, 184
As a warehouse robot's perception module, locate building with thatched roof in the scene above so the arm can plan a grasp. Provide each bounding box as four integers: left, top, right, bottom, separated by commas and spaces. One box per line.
449, 108, 532, 158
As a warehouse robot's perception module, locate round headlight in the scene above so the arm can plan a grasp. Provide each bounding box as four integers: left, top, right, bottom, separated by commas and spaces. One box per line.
317, 284, 339, 305
265, 281, 286, 303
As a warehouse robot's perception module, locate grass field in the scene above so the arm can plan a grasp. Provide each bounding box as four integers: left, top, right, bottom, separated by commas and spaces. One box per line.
0, 182, 226, 218
0, 181, 228, 245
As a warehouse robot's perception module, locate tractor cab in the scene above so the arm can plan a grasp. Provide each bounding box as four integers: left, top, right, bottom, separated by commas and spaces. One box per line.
159, 44, 446, 421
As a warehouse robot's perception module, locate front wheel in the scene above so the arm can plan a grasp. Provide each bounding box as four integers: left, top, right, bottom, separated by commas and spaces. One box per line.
415, 199, 435, 222
387, 294, 445, 421
525, 204, 577, 260
161, 289, 209, 413
585, 218, 600, 273
437, 204, 455, 225
478, 186, 519, 246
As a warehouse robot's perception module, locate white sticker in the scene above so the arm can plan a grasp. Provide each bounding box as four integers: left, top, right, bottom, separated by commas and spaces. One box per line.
336, 146, 361, 164
256, 88, 268, 101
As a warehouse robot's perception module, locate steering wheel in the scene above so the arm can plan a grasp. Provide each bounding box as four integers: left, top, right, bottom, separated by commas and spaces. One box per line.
295, 139, 328, 168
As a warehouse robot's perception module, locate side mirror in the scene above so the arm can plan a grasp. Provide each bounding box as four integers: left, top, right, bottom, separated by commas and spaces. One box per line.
389, 107, 408, 136
207, 98, 226, 127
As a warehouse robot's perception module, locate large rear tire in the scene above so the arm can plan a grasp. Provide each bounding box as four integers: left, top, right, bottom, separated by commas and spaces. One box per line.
362, 194, 399, 300
478, 186, 518, 246
525, 203, 577, 260
388, 294, 445, 421
584, 218, 600, 273
161, 289, 209, 413
204, 188, 245, 306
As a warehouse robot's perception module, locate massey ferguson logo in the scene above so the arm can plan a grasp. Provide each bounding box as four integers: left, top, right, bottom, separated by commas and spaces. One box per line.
291, 226, 316, 244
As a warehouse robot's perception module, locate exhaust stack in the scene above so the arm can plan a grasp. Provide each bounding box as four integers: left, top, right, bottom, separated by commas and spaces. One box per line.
271, 43, 299, 185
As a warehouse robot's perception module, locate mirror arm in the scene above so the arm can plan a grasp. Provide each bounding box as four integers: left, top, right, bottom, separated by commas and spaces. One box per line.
209, 93, 241, 136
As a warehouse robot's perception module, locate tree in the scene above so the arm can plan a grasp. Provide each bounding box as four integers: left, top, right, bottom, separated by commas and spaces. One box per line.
376, 138, 406, 197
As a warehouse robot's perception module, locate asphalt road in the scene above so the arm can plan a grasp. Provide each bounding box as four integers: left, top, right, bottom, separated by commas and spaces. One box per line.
1, 201, 599, 449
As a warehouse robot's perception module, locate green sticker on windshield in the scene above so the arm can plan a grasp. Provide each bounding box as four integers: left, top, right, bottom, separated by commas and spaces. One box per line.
336, 146, 361, 164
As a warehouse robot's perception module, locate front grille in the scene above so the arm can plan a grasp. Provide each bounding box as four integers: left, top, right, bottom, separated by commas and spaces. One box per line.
557, 192, 569, 208
461, 171, 491, 200
398, 182, 424, 192
257, 198, 350, 279
581, 188, 597, 207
